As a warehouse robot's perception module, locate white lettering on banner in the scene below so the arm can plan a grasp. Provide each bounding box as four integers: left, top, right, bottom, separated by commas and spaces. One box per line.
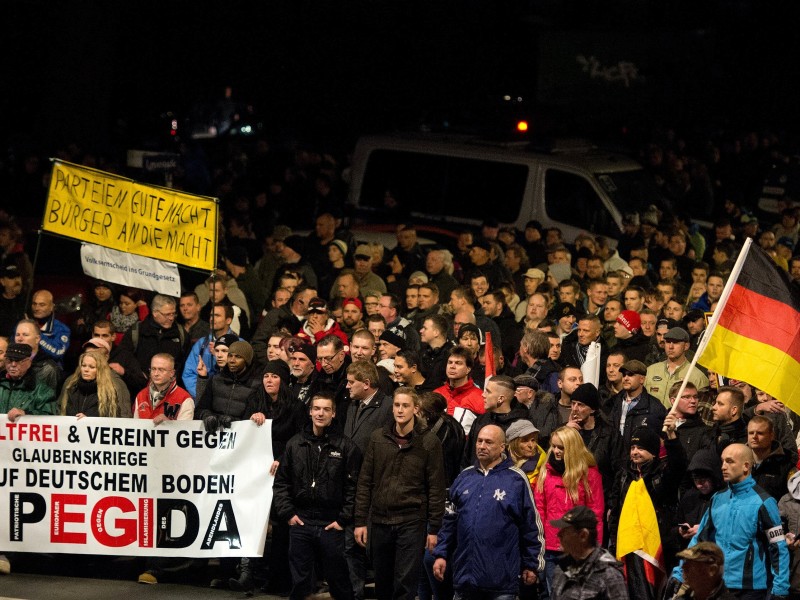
0, 416, 273, 557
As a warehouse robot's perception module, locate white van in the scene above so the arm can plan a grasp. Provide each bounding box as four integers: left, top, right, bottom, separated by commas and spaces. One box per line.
348, 132, 666, 244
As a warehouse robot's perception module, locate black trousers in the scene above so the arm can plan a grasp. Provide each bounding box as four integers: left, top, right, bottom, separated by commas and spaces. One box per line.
369, 520, 427, 600
288, 522, 353, 600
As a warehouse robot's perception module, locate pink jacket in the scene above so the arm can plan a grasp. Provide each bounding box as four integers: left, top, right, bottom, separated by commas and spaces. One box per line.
533, 462, 604, 550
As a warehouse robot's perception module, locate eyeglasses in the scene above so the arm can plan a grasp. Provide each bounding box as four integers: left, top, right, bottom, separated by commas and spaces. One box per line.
354, 254, 371, 261
318, 351, 342, 364
157, 310, 177, 318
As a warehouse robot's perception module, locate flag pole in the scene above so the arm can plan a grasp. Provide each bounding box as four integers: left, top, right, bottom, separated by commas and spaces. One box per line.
662, 237, 753, 431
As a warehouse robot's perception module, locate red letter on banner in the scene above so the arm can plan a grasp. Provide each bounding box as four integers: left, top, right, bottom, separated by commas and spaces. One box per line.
51, 494, 87, 544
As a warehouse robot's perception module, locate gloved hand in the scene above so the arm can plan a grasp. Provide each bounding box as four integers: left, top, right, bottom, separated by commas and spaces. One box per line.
203, 415, 220, 434
218, 415, 232, 430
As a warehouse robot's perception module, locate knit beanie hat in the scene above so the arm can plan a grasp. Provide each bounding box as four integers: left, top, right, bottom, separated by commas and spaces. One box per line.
228, 341, 254, 366
264, 359, 290, 382
571, 383, 600, 411
630, 427, 661, 457
616, 310, 641, 334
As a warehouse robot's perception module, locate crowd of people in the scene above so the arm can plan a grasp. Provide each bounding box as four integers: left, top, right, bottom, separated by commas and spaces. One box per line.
1, 128, 800, 600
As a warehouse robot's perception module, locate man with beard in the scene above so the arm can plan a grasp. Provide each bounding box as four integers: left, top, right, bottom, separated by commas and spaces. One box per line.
287, 342, 321, 407
341, 297, 366, 339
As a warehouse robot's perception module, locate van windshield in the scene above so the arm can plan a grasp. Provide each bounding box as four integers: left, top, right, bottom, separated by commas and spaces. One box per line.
360, 149, 529, 223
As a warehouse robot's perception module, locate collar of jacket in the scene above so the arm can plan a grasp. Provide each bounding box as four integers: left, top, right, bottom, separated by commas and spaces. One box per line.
728, 474, 755, 495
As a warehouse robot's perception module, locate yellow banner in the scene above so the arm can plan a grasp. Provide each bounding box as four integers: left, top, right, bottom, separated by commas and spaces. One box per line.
43, 161, 218, 271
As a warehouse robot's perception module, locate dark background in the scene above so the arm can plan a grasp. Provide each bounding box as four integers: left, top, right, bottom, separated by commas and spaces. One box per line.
3, 0, 800, 156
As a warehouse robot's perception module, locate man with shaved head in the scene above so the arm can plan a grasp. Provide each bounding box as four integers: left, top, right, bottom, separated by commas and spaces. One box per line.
30, 289, 70, 365
668, 443, 790, 599
432, 423, 544, 598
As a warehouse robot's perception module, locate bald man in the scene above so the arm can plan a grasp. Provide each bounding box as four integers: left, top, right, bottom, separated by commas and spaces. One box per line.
670, 443, 789, 598
30, 289, 70, 365
433, 424, 544, 597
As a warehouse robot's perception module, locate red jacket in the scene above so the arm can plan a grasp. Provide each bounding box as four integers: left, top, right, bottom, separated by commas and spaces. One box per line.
434, 379, 485, 435
296, 318, 350, 347
134, 380, 194, 420
534, 462, 604, 550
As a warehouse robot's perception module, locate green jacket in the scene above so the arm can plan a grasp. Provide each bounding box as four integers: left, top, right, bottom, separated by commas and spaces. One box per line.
0, 370, 58, 415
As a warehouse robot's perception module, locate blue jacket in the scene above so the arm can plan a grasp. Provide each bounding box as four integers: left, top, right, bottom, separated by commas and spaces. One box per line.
671, 475, 789, 595
38, 314, 70, 364
182, 330, 238, 398
433, 456, 545, 594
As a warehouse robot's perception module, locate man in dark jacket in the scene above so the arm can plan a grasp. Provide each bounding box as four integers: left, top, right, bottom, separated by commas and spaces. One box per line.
342, 359, 393, 600
748, 415, 794, 500
273, 392, 362, 600
568, 383, 622, 510
551, 506, 628, 600
354, 387, 446, 600
91, 320, 147, 404
665, 381, 714, 467
609, 360, 667, 451
344, 361, 393, 453
120, 294, 191, 383
480, 290, 523, 366
195, 341, 262, 430
612, 310, 650, 364
463, 375, 530, 467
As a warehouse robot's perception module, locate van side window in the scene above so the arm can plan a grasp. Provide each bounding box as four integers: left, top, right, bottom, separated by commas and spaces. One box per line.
361, 150, 527, 222
544, 169, 619, 237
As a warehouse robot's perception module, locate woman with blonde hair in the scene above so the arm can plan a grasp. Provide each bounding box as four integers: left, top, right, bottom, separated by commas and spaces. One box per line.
506, 419, 546, 486
534, 425, 604, 597
59, 350, 131, 418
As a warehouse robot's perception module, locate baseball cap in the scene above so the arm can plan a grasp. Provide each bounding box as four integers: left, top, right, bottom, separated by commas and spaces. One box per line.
550, 506, 597, 531
676, 542, 724, 566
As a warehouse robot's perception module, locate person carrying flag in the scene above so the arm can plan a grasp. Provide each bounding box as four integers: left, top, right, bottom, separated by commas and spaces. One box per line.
609, 424, 687, 600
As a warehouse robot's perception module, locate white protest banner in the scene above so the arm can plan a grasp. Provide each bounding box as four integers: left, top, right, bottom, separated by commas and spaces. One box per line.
80, 243, 181, 297
0, 416, 273, 557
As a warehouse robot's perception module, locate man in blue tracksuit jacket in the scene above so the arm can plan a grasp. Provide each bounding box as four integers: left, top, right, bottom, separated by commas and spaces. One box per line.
669, 443, 789, 599
432, 423, 545, 599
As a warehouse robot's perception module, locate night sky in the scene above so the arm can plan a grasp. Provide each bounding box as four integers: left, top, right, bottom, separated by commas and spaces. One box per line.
3, 1, 800, 155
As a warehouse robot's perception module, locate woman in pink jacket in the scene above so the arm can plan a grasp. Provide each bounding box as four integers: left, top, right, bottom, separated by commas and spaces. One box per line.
534, 426, 604, 598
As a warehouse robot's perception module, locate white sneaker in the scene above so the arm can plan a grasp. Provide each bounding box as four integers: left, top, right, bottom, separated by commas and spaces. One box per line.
0, 554, 10, 575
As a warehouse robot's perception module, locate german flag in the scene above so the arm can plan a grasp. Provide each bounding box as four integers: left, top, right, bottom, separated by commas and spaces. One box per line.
699, 242, 800, 411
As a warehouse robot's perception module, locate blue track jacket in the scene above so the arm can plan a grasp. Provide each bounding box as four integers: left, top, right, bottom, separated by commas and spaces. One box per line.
433, 456, 545, 594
